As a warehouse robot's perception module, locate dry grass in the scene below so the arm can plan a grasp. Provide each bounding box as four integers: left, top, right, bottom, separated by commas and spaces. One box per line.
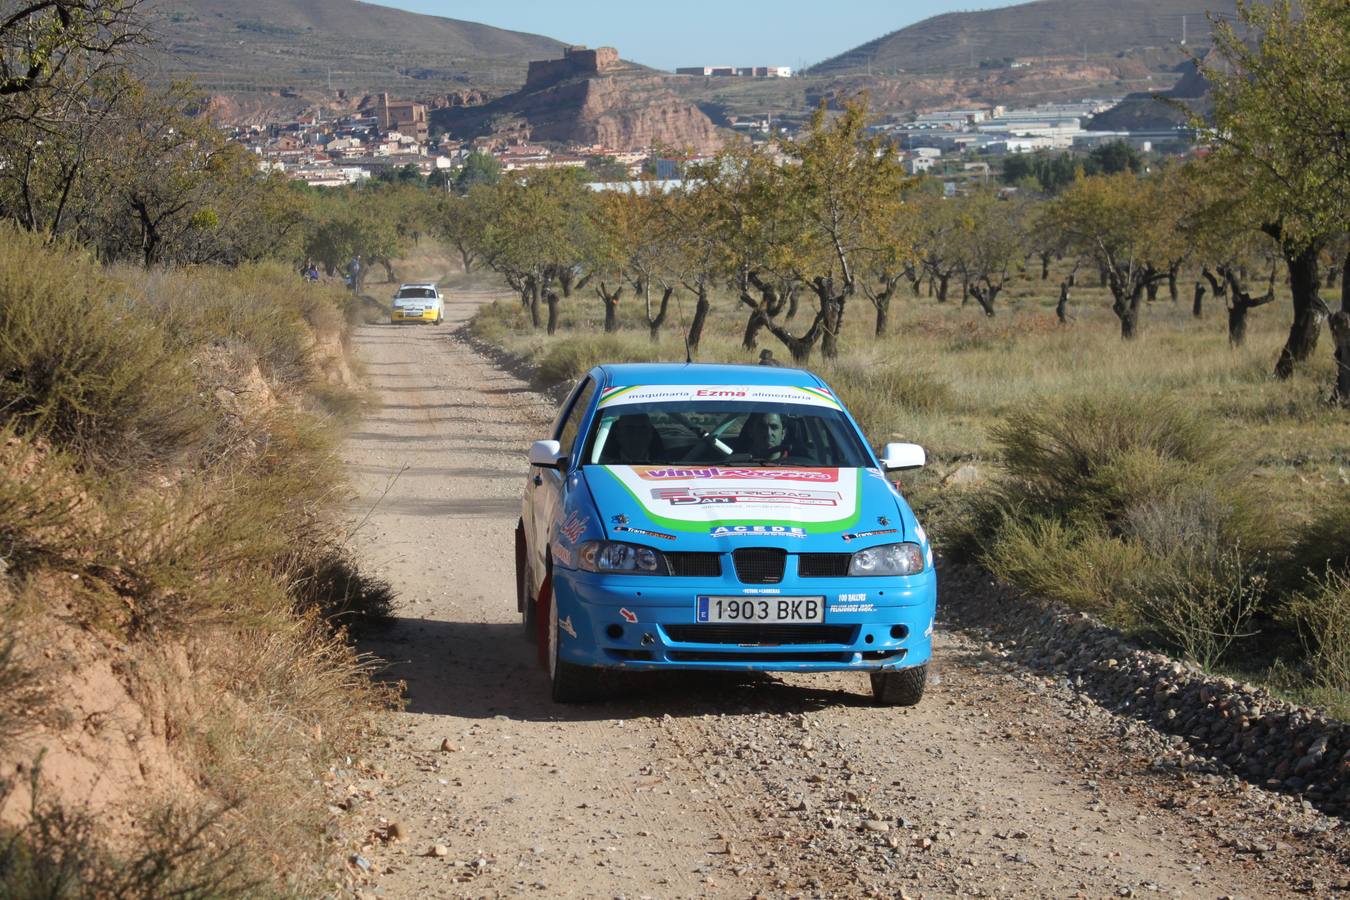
0, 233, 390, 893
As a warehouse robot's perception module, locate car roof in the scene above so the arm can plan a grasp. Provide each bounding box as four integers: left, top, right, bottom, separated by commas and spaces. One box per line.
595, 362, 826, 390
397, 282, 437, 289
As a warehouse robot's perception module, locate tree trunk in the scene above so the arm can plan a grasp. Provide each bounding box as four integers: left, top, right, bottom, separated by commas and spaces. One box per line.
545, 290, 560, 336
1192, 282, 1206, 318
1111, 278, 1144, 341
1040, 251, 1051, 280
597, 282, 622, 333
874, 295, 890, 337
647, 286, 674, 342
687, 285, 710, 352
1332, 311, 1350, 406
1146, 280, 1160, 302
1274, 241, 1328, 380
971, 284, 997, 317
1056, 282, 1070, 324
818, 277, 845, 360
1227, 305, 1249, 347
1168, 266, 1179, 303
528, 279, 541, 329
936, 274, 950, 304
1099, 265, 1109, 288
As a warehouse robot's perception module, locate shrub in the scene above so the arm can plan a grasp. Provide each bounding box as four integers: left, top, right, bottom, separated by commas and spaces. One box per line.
1286, 567, 1350, 691
981, 517, 1156, 617
0, 770, 256, 899
988, 395, 1241, 533
1281, 491, 1350, 590
826, 362, 952, 443
1126, 545, 1266, 671
535, 335, 659, 388
0, 231, 208, 467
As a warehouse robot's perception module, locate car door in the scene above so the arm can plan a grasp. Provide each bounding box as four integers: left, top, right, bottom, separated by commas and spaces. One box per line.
528, 376, 596, 582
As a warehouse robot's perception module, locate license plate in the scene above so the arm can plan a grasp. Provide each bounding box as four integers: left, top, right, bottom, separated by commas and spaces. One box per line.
696, 596, 824, 624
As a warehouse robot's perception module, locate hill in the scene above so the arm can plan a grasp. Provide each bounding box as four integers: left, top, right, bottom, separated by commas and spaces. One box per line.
807, 0, 1233, 76
142, 0, 567, 100
435, 47, 721, 152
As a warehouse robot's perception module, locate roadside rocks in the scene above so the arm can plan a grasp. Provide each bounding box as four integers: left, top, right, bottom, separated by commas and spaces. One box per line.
939, 562, 1350, 818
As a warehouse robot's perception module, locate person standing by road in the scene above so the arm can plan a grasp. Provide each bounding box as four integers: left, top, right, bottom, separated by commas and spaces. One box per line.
347, 255, 363, 293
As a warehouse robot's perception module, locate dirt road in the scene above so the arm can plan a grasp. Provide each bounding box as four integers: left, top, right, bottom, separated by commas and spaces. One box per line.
340, 293, 1348, 898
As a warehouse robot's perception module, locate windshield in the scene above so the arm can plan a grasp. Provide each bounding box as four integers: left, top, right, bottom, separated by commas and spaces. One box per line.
580, 397, 872, 468
396, 287, 436, 299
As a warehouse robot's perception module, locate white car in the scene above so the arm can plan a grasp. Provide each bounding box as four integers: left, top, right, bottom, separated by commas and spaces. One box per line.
391, 283, 443, 324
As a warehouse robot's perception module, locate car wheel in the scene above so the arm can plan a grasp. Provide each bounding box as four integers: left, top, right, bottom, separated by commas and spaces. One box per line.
515, 520, 535, 641
870, 665, 927, 707
548, 584, 604, 703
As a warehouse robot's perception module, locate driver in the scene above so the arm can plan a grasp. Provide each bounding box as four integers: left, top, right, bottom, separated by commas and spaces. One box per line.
744, 412, 787, 460
605, 414, 658, 464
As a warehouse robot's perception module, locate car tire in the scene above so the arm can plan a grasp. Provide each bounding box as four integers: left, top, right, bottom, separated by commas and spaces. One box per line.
515, 520, 535, 641
870, 665, 927, 707
548, 586, 604, 703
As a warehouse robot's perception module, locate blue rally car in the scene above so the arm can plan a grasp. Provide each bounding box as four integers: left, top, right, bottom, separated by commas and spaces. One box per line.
514, 363, 936, 705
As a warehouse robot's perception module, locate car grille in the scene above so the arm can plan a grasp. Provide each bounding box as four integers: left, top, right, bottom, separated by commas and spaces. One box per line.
732, 548, 786, 584
667, 650, 853, 663
798, 553, 851, 577
666, 552, 721, 577
664, 624, 855, 645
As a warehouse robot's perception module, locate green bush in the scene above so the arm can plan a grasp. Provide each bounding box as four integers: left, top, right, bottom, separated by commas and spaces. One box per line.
987, 395, 1244, 533
981, 516, 1157, 617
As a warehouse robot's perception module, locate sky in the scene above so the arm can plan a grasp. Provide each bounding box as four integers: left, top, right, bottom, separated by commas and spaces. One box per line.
380, 1, 1014, 72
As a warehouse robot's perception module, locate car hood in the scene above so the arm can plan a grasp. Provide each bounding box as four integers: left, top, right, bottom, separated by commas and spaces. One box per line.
583, 465, 908, 552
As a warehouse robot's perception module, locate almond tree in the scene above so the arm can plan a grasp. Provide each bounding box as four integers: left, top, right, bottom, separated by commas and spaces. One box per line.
952, 191, 1029, 318
1049, 172, 1179, 340
1197, 0, 1350, 383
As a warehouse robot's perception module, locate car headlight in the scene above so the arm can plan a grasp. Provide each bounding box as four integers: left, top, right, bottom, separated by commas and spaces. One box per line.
577, 541, 669, 575
848, 542, 925, 576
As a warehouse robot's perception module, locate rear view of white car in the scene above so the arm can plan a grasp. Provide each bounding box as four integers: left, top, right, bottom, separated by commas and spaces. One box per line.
391, 283, 443, 324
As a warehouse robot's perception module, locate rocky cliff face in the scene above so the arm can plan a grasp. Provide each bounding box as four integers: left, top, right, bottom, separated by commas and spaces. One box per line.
433, 49, 722, 153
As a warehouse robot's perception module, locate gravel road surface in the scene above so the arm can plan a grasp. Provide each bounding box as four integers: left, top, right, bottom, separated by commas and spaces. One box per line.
337, 293, 1348, 898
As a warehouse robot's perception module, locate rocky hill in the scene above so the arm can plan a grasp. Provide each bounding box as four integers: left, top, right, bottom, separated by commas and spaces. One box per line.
808, 0, 1233, 76
1087, 56, 1213, 130
434, 47, 722, 153
142, 0, 566, 100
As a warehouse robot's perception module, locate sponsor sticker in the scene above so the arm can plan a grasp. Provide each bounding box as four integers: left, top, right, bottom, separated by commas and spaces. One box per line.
558, 616, 577, 639
598, 384, 840, 410
828, 602, 875, 614
741, 587, 782, 595
619, 608, 638, 623
613, 525, 676, 541
842, 528, 898, 542
560, 512, 586, 544
639, 466, 838, 482
650, 486, 841, 507
710, 525, 806, 539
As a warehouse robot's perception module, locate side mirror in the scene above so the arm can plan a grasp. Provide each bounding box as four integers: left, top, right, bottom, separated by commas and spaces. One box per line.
880, 442, 926, 472
528, 439, 565, 469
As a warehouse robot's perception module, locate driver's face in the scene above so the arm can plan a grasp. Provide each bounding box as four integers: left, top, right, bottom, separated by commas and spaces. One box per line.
749, 414, 784, 454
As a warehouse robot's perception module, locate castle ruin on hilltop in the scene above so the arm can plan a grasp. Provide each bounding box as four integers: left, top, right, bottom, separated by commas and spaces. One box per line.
525, 46, 620, 90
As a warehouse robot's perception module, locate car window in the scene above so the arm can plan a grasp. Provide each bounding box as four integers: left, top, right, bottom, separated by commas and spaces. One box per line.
396, 287, 436, 299
555, 378, 596, 466
581, 400, 870, 468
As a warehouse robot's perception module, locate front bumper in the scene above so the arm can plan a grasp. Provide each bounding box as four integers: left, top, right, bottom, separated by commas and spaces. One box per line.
392, 308, 437, 322
551, 568, 936, 672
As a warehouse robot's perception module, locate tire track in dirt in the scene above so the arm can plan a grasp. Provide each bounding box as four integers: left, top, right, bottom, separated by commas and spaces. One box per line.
337, 292, 1348, 898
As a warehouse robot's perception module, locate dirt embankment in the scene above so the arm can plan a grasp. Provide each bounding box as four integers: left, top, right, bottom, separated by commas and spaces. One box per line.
335, 293, 1348, 898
